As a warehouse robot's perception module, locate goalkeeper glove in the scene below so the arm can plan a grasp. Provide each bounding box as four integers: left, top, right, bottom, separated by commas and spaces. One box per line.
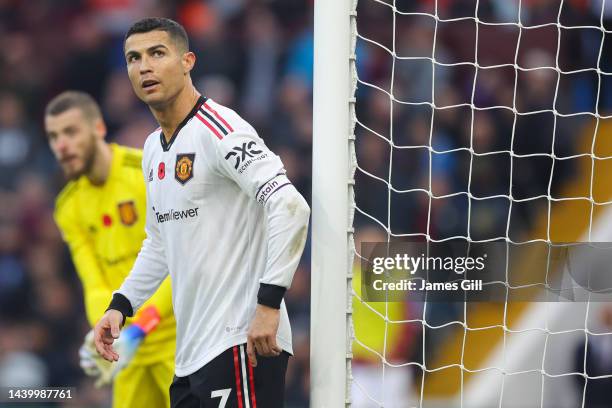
79, 330, 111, 377
95, 305, 161, 387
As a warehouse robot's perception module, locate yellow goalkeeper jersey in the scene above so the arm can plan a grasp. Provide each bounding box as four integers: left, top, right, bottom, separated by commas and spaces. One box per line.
54, 143, 175, 366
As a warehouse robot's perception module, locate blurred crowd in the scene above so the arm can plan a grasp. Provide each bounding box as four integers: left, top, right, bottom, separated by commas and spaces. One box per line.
0, 0, 610, 407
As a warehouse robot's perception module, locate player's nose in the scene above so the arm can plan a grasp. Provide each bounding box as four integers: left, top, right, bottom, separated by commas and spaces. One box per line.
54, 137, 68, 153
139, 55, 153, 74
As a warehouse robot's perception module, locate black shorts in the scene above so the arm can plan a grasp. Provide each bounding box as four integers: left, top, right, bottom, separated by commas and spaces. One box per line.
170, 344, 290, 408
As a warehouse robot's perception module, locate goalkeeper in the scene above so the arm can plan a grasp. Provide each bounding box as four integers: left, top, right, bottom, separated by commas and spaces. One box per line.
45, 91, 175, 408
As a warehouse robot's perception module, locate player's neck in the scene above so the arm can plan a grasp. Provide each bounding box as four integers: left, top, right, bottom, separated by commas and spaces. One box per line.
87, 142, 112, 186
151, 85, 200, 143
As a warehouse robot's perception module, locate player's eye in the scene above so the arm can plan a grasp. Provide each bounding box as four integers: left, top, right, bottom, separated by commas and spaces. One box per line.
152, 50, 164, 57
127, 54, 139, 63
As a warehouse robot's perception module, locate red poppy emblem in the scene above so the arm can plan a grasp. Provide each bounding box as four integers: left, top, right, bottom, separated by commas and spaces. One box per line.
102, 214, 112, 227
158, 162, 165, 180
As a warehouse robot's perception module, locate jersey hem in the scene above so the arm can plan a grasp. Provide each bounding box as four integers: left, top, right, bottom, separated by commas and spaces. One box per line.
174, 332, 293, 377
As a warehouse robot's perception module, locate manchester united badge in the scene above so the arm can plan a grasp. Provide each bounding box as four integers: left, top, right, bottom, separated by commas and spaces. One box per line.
175, 153, 195, 185
117, 201, 138, 226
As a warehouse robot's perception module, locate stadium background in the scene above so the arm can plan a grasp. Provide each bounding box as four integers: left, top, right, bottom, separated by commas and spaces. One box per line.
0, 0, 610, 407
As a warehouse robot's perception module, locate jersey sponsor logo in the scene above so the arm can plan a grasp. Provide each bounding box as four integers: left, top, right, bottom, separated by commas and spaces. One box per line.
158, 162, 166, 180
155, 207, 200, 223
224, 141, 265, 174
175, 153, 195, 184
117, 200, 138, 226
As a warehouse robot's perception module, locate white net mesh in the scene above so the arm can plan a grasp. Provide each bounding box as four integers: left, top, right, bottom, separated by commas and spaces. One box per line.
349, 0, 612, 406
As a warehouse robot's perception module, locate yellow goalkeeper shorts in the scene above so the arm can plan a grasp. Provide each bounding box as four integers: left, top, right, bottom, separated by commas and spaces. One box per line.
112, 357, 174, 408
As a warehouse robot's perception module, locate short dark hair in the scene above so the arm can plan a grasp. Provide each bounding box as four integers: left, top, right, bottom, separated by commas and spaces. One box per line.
45, 91, 102, 121
125, 17, 189, 52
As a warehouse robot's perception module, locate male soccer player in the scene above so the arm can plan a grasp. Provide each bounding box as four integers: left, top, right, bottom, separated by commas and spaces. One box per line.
46, 91, 176, 408
93, 17, 310, 407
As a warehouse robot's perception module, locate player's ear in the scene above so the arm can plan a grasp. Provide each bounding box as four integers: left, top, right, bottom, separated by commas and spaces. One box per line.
93, 117, 107, 140
182, 51, 196, 74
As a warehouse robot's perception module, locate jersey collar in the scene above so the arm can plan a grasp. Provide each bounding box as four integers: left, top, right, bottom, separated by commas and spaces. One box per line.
160, 95, 208, 152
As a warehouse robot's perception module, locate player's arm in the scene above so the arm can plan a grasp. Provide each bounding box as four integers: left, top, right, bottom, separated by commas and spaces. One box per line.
54, 197, 118, 380
54, 197, 113, 327
109, 172, 169, 317
124, 154, 173, 323
116, 148, 173, 322
214, 130, 310, 365
102, 273, 174, 376
94, 177, 169, 362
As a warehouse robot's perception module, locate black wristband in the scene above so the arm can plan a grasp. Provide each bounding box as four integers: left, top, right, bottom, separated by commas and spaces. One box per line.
257, 283, 287, 309
106, 293, 134, 326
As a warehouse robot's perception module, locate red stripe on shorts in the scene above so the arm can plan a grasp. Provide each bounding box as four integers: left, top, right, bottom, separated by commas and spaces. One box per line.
233, 346, 244, 408
248, 359, 257, 407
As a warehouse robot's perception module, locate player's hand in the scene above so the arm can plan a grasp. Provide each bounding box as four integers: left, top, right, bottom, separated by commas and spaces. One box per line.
95, 323, 147, 387
93, 305, 161, 385
93, 309, 124, 362
246, 304, 282, 367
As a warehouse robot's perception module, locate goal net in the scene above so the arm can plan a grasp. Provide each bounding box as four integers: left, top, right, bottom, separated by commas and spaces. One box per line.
338, 0, 612, 407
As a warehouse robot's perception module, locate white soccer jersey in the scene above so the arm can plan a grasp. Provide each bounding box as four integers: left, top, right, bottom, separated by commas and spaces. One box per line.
114, 96, 310, 376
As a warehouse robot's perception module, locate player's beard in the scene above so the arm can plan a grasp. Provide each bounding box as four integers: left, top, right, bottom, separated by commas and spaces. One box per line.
64, 135, 97, 181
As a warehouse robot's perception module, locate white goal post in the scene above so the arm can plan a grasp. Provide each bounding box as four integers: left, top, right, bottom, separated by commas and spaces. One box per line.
311, 0, 355, 406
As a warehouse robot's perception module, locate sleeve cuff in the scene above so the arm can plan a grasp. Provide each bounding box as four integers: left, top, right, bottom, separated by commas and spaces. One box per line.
257, 283, 287, 309
106, 293, 134, 326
